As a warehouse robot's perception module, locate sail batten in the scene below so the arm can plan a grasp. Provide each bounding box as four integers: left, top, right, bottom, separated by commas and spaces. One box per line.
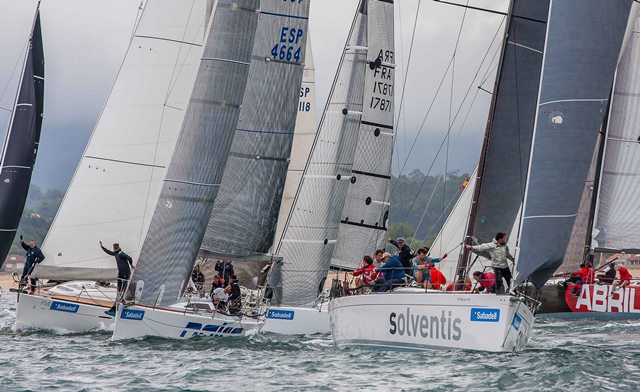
515, 0, 634, 286
0, 7, 44, 266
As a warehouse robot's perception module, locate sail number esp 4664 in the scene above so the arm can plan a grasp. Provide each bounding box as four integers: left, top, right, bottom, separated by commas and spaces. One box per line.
271, 26, 305, 64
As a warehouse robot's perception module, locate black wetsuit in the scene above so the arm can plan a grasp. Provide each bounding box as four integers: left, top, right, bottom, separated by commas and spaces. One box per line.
20, 242, 45, 290
101, 246, 133, 294
389, 239, 414, 277
228, 281, 242, 313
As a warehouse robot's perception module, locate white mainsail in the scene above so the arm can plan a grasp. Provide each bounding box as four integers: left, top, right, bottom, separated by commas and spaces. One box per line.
34, 0, 210, 280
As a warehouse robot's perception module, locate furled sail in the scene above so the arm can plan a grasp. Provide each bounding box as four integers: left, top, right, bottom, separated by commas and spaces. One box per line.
273, 0, 393, 307
0, 7, 44, 267
273, 41, 317, 249
35, 0, 211, 280
430, 169, 476, 282
515, 0, 634, 286
199, 0, 310, 259
593, 18, 640, 254
331, 0, 395, 270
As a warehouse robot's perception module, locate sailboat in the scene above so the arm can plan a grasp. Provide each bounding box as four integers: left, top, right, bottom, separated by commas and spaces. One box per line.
111, 0, 310, 340
0, 3, 44, 267
530, 12, 640, 318
15, 0, 213, 332
329, 0, 635, 352
264, 0, 396, 335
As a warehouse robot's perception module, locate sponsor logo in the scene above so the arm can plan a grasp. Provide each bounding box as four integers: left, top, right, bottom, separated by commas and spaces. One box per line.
120, 309, 145, 321
389, 308, 462, 341
512, 313, 522, 331
267, 309, 295, 320
179, 322, 244, 338
568, 285, 640, 313
470, 308, 500, 322
50, 301, 79, 313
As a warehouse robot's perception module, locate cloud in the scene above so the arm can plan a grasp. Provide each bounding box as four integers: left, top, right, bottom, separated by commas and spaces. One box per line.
0, 0, 509, 190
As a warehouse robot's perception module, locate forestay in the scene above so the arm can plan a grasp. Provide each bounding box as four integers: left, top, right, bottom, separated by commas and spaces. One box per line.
200, 0, 310, 259
515, 0, 634, 286
331, 0, 395, 271
35, 0, 211, 280
273, 41, 317, 249
130, 0, 259, 307
0, 8, 44, 267
594, 19, 640, 253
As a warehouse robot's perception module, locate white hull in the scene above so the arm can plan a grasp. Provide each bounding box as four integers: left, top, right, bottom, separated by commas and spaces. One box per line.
329, 289, 535, 352
112, 303, 263, 340
15, 292, 114, 333
261, 304, 330, 335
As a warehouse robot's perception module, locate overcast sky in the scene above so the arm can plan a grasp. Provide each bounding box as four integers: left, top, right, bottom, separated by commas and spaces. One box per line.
0, 0, 509, 190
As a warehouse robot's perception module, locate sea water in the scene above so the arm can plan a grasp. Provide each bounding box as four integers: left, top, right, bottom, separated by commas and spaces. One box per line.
0, 292, 639, 391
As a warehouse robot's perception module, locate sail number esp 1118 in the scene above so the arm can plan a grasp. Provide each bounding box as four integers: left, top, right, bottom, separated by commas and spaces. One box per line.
271, 27, 305, 64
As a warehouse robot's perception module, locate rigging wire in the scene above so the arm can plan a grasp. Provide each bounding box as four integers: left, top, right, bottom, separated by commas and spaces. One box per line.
391, 14, 506, 202
397, 15, 507, 227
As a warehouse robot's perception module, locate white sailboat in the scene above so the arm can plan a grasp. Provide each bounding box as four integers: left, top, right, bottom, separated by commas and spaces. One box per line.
330, 0, 636, 352
111, 0, 311, 340
15, 0, 215, 332
265, 0, 396, 335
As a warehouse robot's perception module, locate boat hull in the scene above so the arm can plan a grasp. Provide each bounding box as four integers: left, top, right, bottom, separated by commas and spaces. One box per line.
329, 291, 534, 352
15, 292, 114, 333
111, 304, 263, 340
533, 283, 640, 320
261, 305, 330, 335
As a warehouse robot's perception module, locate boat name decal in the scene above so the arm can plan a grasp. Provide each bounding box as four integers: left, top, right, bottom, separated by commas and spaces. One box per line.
569, 285, 640, 313
389, 309, 462, 341
49, 301, 79, 313
511, 313, 522, 331
179, 321, 244, 338
120, 309, 145, 321
266, 309, 295, 320
470, 308, 500, 322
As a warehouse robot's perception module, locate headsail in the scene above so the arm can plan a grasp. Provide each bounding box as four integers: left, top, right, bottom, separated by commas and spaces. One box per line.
458, 0, 549, 280
35, 0, 210, 280
199, 0, 311, 259
430, 169, 476, 282
0, 7, 44, 267
515, 0, 634, 286
331, 0, 395, 271
130, 0, 260, 307
593, 18, 640, 254
273, 0, 394, 306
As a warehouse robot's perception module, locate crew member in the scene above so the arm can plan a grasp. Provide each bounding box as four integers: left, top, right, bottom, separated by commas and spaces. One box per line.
191, 264, 205, 293
425, 267, 447, 290
18, 235, 45, 294
373, 255, 406, 292
215, 259, 235, 286
352, 255, 376, 293
472, 271, 495, 293
611, 263, 633, 295
413, 247, 447, 284
228, 275, 242, 314
99, 240, 134, 316
388, 237, 414, 277
465, 232, 514, 294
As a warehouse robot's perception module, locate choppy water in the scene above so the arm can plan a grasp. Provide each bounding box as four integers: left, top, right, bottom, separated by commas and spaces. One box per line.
1, 290, 639, 391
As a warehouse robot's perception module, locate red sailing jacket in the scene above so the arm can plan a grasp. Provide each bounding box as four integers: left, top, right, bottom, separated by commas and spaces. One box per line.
618, 267, 632, 281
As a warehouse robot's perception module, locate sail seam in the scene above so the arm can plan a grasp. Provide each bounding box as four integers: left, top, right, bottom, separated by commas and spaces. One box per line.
507, 41, 542, 54
523, 214, 577, 220
539, 98, 607, 106
134, 35, 202, 47
201, 57, 250, 66
163, 179, 220, 187
340, 220, 386, 231
259, 11, 308, 20
351, 169, 391, 179
84, 155, 166, 169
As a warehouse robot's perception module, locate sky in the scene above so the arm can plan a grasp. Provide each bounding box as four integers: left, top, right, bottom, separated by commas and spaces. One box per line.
0, 0, 509, 191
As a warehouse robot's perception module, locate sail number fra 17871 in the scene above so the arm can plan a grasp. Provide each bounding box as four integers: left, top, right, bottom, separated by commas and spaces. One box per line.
271, 27, 305, 63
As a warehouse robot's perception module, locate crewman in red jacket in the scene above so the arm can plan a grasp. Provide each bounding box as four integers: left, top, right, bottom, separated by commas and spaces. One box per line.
611, 263, 633, 295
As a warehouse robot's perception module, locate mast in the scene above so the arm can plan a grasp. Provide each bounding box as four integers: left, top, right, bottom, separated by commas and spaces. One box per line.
0, 3, 44, 266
